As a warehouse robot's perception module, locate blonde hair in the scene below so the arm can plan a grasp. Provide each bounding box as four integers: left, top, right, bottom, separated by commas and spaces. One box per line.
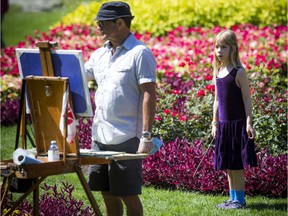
212, 30, 243, 78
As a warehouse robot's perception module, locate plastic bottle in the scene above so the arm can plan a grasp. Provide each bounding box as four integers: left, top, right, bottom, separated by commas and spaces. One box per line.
151, 138, 164, 155
48, 140, 60, 161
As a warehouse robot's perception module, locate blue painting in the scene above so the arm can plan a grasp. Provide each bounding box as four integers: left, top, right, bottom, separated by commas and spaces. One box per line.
15, 49, 93, 117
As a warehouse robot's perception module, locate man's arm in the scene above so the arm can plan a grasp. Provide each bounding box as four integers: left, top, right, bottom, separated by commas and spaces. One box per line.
140, 82, 157, 132
137, 82, 156, 154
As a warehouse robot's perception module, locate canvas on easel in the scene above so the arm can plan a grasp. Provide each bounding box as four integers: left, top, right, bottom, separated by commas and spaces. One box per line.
14, 44, 92, 157
15, 48, 93, 117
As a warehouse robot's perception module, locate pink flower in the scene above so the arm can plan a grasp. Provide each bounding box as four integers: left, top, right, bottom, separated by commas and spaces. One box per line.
264, 97, 270, 103
154, 116, 162, 121
179, 115, 187, 121
205, 84, 215, 93
197, 90, 206, 97
204, 75, 213, 81
171, 112, 177, 117
276, 98, 284, 103
164, 109, 170, 114
184, 57, 191, 62
178, 61, 186, 67
173, 89, 180, 95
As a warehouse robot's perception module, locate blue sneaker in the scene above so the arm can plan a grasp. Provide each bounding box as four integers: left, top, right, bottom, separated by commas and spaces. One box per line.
225, 201, 246, 209
215, 200, 233, 208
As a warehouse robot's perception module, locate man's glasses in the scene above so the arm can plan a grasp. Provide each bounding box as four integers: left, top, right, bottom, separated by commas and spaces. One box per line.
97, 19, 118, 28
97, 21, 104, 28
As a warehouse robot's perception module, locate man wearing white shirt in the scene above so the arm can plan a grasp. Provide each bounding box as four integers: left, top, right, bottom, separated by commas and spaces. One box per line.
84, 2, 157, 216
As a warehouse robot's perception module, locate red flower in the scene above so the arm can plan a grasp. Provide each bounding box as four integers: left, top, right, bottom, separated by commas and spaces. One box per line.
204, 75, 213, 81
154, 116, 162, 121
184, 57, 191, 62
173, 89, 180, 95
277, 98, 284, 103
171, 112, 177, 117
197, 90, 206, 97
164, 109, 170, 114
179, 115, 187, 121
205, 84, 215, 93
178, 61, 186, 67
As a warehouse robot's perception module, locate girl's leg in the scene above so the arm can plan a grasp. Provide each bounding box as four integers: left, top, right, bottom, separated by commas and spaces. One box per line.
216, 170, 235, 208
227, 170, 235, 201
230, 169, 245, 204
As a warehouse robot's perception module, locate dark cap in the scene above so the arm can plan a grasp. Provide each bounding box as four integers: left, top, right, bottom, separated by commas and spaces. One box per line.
95, 1, 134, 21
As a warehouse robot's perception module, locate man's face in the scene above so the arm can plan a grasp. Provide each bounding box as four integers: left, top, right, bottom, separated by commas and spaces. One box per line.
97, 19, 119, 41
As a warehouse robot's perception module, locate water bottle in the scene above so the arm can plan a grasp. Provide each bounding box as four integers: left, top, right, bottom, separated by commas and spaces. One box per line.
48, 140, 60, 161
151, 138, 164, 155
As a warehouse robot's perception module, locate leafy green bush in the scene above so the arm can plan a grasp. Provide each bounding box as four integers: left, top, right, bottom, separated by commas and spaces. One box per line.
250, 66, 287, 155
54, 0, 287, 36
0, 75, 21, 103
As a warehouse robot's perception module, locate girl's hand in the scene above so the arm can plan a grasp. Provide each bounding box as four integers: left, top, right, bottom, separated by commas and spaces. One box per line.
246, 124, 256, 139
211, 125, 217, 138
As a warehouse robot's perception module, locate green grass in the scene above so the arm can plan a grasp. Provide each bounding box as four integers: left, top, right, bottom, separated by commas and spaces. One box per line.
2, 0, 93, 46
1, 1, 287, 215
1, 125, 287, 215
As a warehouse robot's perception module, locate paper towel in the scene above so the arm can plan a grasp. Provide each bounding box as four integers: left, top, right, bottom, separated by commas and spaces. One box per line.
13, 148, 42, 165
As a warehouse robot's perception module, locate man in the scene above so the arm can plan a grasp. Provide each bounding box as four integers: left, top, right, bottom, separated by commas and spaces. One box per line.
84, 2, 157, 216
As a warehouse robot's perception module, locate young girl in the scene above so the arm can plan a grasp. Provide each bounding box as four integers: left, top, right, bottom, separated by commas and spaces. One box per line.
211, 30, 258, 209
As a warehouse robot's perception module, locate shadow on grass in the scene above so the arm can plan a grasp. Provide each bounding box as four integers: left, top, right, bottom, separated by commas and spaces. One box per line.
248, 202, 287, 211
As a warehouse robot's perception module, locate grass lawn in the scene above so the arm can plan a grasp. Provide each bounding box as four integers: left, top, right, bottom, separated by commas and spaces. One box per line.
1, 1, 287, 215
2, 0, 93, 47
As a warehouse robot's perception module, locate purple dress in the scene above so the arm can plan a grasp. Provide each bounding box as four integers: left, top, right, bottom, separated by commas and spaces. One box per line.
214, 68, 258, 170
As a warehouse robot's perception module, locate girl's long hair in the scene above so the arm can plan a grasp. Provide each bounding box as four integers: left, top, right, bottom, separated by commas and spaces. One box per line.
212, 30, 243, 78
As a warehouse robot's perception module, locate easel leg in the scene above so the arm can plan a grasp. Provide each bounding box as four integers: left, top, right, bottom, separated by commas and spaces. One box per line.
33, 178, 39, 216
3, 177, 46, 216
75, 166, 103, 216
0, 176, 13, 212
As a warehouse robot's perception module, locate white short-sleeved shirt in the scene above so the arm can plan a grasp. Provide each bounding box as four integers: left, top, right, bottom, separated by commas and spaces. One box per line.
84, 33, 156, 144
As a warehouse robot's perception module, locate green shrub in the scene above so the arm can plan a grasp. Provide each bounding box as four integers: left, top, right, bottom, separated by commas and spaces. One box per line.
0, 75, 21, 103
54, 0, 287, 36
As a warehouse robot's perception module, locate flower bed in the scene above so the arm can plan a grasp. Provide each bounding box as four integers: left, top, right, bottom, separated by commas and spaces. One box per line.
0, 24, 287, 197
1, 182, 93, 215
142, 139, 287, 198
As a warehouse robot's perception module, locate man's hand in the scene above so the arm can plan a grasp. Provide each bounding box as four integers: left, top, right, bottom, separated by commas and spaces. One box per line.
137, 138, 154, 154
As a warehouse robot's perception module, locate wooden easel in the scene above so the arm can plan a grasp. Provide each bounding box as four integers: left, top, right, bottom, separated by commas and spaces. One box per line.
0, 41, 147, 216
0, 41, 104, 216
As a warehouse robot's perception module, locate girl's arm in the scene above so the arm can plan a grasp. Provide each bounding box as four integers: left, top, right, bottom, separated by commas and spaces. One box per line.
212, 80, 219, 137
236, 68, 256, 139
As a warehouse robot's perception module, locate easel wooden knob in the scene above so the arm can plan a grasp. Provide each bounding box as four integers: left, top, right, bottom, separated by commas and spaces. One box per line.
36, 41, 58, 77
